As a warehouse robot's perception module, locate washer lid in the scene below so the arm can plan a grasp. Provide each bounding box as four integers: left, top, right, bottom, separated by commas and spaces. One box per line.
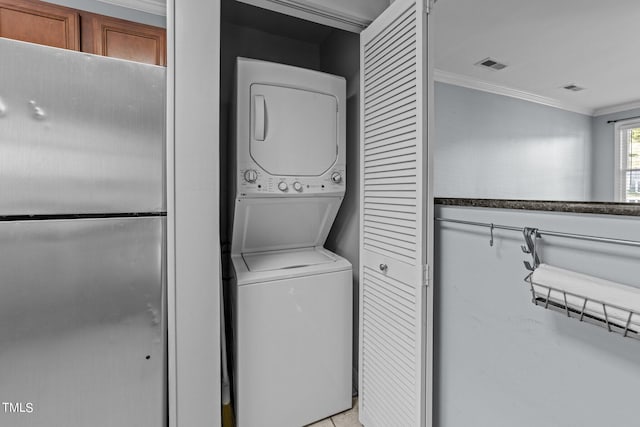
242, 247, 336, 272
250, 83, 338, 176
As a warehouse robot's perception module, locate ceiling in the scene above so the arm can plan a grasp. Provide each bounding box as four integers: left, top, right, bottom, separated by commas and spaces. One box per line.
433, 0, 640, 115
95, 0, 639, 115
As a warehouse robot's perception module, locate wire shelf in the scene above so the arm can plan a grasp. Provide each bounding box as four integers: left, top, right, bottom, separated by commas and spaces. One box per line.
527, 275, 640, 341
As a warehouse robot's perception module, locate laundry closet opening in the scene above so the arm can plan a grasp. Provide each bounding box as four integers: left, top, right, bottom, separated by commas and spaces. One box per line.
219, 0, 361, 416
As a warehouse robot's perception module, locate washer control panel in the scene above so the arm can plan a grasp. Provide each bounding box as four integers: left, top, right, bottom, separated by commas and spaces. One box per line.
238, 164, 345, 196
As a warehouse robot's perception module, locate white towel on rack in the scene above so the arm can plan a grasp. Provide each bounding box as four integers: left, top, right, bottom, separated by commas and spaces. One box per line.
530, 264, 640, 331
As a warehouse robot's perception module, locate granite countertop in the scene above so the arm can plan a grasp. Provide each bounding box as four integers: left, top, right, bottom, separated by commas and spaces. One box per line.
435, 198, 640, 217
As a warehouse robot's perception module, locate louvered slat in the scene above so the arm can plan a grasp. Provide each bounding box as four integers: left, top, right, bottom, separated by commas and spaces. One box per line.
364, 131, 416, 152
365, 117, 416, 140
364, 204, 416, 218
363, 238, 415, 261
365, 151, 416, 168
364, 215, 415, 234
366, 100, 416, 124
366, 91, 416, 122
364, 30, 415, 79
365, 86, 418, 117
363, 11, 415, 60
364, 221, 416, 239
365, 56, 416, 95
364, 195, 415, 205
366, 268, 415, 301
364, 167, 415, 179
366, 59, 417, 100
365, 124, 417, 146
365, 79, 416, 112
366, 279, 416, 318
365, 146, 418, 163
364, 191, 416, 201
366, 104, 416, 128
365, 200, 417, 212
362, 328, 415, 379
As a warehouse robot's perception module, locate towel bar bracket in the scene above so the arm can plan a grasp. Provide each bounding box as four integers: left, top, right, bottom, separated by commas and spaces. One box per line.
522, 227, 541, 272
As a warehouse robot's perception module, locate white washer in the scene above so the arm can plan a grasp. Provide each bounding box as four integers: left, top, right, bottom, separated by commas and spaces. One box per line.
230, 58, 352, 427
231, 248, 352, 427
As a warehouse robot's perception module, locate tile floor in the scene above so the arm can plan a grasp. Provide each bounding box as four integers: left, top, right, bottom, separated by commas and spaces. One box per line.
307, 398, 362, 427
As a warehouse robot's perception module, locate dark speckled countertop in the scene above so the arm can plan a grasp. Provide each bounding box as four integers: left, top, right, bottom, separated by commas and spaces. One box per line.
435, 198, 640, 217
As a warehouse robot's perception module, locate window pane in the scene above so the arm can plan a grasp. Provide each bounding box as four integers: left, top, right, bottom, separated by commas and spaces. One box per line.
631, 128, 640, 170
626, 169, 640, 202
617, 123, 640, 202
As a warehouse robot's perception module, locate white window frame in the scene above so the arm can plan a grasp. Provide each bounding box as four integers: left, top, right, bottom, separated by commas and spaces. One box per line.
614, 118, 640, 202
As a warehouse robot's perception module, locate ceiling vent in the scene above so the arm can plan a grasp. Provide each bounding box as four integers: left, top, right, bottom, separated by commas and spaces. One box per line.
562, 84, 585, 92
475, 57, 508, 71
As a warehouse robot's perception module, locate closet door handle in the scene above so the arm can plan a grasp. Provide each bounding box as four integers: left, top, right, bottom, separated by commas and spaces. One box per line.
254, 95, 266, 141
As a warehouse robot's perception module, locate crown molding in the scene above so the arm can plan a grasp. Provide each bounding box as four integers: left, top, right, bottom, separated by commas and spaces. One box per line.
235, 0, 370, 33
434, 69, 594, 116
97, 0, 166, 16
593, 100, 640, 117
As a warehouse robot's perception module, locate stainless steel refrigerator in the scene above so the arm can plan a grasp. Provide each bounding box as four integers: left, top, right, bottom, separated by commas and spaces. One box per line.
0, 38, 166, 426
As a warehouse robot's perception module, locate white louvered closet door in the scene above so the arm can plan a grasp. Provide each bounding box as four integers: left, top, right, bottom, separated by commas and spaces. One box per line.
359, 0, 433, 426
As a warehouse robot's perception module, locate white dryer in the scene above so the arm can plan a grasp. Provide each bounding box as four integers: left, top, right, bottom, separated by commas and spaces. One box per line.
229, 58, 352, 427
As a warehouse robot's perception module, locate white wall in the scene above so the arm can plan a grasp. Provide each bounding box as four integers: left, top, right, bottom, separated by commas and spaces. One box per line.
434, 82, 593, 201
435, 204, 640, 427
591, 107, 640, 201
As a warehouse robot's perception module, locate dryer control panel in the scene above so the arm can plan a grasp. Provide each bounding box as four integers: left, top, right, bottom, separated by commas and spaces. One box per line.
237, 163, 345, 197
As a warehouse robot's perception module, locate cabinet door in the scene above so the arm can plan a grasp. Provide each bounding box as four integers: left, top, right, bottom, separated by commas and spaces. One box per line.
359, 0, 433, 426
0, 0, 79, 49
81, 13, 166, 66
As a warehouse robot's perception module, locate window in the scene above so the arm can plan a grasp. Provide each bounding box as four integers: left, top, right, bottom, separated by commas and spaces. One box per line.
615, 119, 640, 203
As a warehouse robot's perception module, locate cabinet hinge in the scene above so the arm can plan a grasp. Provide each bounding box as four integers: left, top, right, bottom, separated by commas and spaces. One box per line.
425, 0, 436, 14
422, 264, 429, 287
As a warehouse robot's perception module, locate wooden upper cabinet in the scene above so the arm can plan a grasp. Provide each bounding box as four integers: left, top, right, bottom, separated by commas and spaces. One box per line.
81, 13, 166, 66
0, 0, 166, 65
0, 0, 79, 49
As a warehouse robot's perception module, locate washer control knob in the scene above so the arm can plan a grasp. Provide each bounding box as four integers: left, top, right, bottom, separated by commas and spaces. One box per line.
331, 172, 342, 184
278, 181, 288, 192
244, 169, 258, 183
293, 181, 303, 192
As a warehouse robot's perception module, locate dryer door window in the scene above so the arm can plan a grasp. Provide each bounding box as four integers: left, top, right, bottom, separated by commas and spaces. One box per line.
250, 84, 338, 176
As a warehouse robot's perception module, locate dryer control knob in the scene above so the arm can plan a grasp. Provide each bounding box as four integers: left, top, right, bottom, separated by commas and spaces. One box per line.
244, 169, 258, 183
278, 181, 288, 192
293, 181, 303, 192
331, 172, 342, 184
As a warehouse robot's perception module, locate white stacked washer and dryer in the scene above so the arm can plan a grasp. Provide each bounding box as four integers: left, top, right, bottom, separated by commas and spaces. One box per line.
229, 58, 353, 427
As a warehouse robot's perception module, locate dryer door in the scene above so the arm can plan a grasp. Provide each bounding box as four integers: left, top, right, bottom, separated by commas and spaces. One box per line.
250, 84, 338, 176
